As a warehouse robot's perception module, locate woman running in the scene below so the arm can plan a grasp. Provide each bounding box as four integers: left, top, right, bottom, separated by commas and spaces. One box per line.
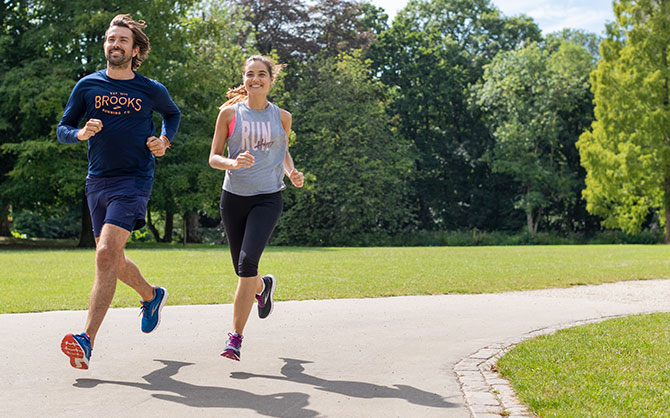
209, 55, 304, 361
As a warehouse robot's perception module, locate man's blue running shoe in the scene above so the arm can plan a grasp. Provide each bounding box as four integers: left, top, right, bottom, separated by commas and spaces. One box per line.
140, 286, 168, 333
61, 332, 92, 370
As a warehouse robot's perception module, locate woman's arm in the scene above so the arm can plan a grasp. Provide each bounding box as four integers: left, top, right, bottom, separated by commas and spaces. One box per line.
209, 106, 254, 171
280, 109, 304, 187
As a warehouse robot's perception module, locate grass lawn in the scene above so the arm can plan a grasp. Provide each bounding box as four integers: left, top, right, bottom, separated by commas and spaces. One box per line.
3, 243, 670, 415
1, 244, 669, 313
498, 313, 670, 416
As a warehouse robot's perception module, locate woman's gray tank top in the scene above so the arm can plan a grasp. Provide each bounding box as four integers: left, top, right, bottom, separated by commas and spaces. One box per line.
223, 101, 287, 196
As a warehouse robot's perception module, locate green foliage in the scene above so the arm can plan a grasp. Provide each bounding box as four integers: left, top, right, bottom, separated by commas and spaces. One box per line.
129, 226, 154, 242
0, 0, 199, 242
368, 229, 663, 246
396, 0, 541, 69
475, 41, 595, 235
10, 209, 80, 239
149, 6, 252, 238
277, 51, 414, 245
545, 29, 601, 59
368, 0, 542, 231
577, 0, 670, 237
0, 1, 252, 243
0, 0, 638, 245
0, 32, 87, 219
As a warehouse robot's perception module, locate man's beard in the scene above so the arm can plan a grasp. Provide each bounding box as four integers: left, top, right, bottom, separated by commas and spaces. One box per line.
106, 49, 132, 69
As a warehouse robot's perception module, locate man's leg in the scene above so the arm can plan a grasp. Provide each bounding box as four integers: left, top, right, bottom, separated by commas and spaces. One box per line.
118, 252, 168, 334
84, 223, 130, 346
90, 237, 154, 302
117, 255, 155, 301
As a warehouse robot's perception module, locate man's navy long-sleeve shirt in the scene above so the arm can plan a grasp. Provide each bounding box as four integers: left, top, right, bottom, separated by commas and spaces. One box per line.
57, 70, 181, 178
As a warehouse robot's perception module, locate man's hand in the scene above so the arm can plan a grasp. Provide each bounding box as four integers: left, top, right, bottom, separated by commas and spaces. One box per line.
147, 136, 169, 157
289, 168, 304, 188
76, 119, 103, 141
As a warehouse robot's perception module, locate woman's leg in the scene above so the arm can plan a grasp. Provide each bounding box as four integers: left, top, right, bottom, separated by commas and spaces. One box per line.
232, 276, 260, 334
220, 191, 248, 276
231, 192, 283, 335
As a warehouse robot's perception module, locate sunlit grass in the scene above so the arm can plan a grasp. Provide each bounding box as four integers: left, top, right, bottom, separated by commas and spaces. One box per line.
498, 313, 670, 416
1, 245, 669, 313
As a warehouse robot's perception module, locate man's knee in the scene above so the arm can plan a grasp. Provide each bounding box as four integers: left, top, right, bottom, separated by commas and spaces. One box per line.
96, 224, 129, 266
96, 244, 122, 266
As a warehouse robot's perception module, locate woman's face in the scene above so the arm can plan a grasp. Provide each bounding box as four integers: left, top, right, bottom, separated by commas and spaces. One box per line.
243, 60, 273, 97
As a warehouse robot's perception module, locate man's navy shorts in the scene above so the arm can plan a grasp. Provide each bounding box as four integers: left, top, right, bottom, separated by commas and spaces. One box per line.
85, 175, 153, 238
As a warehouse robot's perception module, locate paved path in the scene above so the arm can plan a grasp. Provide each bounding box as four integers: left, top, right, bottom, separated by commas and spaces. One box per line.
2, 279, 669, 417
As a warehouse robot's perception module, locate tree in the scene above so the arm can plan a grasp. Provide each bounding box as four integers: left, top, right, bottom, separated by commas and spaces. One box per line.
1, 1, 251, 244
276, 51, 414, 245
1, 0, 202, 245
367, 0, 541, 231
545, 31, 601, 234
545, 28, 601, 59
232, 0, 313, 62
232, 0, 388, 98
394, 0, 541, 76
146, 4, 251, 243
307, 0, 384, 58
577, 0, 670, 241
0, 1, 96, 244
475, 42, 594, 235
233, 0, 386, 62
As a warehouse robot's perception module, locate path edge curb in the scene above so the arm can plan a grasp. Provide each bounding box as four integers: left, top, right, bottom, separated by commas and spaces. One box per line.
454, 311, 659, 417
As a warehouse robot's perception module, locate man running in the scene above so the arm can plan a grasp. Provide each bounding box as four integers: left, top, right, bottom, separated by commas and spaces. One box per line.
57, 14, 180, 369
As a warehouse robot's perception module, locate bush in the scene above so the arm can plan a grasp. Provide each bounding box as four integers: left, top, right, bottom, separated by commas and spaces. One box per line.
199, 226, 226, 245
270, 228, 665, 247
129, 227, 152, 242
10, 209, 80, 239
588, 230, 664, 244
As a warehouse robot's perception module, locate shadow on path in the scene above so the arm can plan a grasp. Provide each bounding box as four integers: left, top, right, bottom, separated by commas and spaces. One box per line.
74, 360, 318, 417
230, 358, 456, 409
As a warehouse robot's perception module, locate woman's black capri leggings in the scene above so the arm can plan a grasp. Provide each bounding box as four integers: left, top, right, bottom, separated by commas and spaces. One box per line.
220, 190, 283, 278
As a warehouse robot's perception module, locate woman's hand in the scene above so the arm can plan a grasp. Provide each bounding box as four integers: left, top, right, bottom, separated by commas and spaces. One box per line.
233, 151, 255, 169
289, 168, 304, 187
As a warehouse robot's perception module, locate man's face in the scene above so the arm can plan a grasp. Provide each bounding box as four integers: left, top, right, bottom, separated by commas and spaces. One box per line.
104, 25, 138, 69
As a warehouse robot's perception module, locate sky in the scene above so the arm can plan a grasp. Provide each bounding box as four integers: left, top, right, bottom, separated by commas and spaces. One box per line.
369, 0, 616, 36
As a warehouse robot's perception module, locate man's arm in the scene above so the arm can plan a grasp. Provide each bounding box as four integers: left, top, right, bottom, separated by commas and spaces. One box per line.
57, 83, 88, 144
153, 82, 181, 146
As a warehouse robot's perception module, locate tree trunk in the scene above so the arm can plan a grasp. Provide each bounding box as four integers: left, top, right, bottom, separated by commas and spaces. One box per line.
526, 212, 535, 236
526, 208, 542, 236
664, 49, 670, 244
78, 193, 95, 248
146, 210, 162, 242
146, 210, 174, 242
163, 210, 174, 243
665, 167, 670, 244
0, 203, 10, 236
185, 211, 201, 243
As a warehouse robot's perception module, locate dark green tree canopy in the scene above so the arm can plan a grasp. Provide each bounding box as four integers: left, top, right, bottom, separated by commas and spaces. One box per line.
1, 0, 618, 245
